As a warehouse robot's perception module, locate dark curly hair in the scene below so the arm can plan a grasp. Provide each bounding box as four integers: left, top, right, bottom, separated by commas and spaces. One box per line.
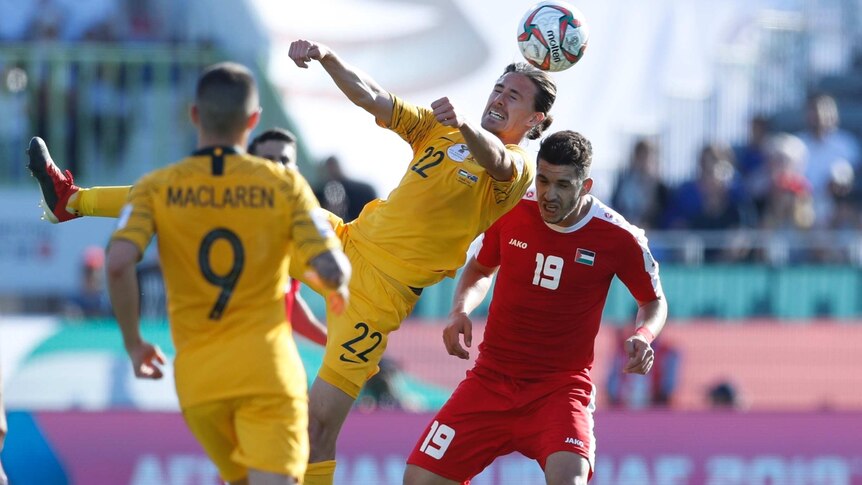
537, 130, 593, 181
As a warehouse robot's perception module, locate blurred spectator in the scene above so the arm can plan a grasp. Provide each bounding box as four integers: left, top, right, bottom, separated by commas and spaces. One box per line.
707, 380, 743, 410
607, 327, 680, 409
663, 143, 756, 261
796, 93, 861, 227
733, 114, 773, 216
610, 137, 670, 229
85, 64, 130, 169
65, 245, 112, 319
355, 357, 406, 412
825, 160, 861, 230
760, 133, 815, 232
313, 155, 377, 222
49, 0, 118, 42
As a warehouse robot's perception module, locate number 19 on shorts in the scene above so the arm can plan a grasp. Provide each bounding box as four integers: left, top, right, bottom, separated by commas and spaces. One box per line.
419, 420, 456, 459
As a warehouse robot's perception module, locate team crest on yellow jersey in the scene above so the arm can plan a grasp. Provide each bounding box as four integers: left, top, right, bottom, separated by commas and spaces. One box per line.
447, 144, 470, 162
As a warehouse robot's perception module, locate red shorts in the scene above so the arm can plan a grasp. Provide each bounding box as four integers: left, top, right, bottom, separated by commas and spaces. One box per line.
406, 365, 596, 483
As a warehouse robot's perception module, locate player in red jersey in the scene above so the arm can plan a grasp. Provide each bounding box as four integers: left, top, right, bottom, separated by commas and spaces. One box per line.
247, 128, 327, 346
404, 130, 667, 485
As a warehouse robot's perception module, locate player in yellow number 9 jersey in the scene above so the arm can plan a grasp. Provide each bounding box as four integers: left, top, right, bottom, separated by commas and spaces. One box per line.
105, 63, 351, 485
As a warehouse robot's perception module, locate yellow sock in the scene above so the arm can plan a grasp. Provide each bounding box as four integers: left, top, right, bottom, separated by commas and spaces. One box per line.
303, 460, 336, 485
69, 186, 132, 218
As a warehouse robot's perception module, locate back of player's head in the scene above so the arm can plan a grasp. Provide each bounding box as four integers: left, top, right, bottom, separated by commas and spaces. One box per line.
248, 127, 297, 154
538, 130, 592, 180
195, 62, 259, 137
503, 62, 557, 140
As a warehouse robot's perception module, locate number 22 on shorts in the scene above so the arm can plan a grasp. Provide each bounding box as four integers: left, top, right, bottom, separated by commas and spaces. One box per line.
419, 420, 456, 459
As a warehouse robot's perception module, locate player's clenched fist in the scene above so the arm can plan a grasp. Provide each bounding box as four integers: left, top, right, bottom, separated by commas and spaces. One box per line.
289, 39, 331, 68
431, 97, 465, 128
622, 334, 655, 375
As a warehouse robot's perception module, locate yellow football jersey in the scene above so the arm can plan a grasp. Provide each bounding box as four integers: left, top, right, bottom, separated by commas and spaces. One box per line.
348, 95, 535, 288
112, 146, 341, 408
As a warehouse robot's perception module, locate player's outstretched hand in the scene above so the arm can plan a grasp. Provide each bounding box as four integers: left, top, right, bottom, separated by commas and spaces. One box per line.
126, 340, 167, 379
289, 39, 331, 68
431, 97, 465, 128
303, 269, 350, 316
622, 334, 654, 375
327, 285, 349, 316
443, 312, 473, 360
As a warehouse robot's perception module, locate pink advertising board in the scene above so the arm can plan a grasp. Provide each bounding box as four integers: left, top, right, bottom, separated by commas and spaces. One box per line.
5, 410, 861, 484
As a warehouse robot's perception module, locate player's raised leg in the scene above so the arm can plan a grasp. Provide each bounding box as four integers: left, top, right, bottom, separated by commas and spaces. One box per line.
26, 137, 131, 221
26, 136, 81, 223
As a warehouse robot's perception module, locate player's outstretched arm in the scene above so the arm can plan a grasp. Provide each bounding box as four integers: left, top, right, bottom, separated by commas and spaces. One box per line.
306, 249, 352, 316
106, 240, 166, 380
288, 39, 394, 126
430, 97, 515, 181
622, 297, 668, 375
443, 256, 498, 359
291, 292, 327, 346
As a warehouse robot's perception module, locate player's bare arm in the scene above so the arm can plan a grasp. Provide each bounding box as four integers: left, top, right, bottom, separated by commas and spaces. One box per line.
288, 39, 394, 126
307, 249, 352, 315
431, 96, 515, 182
106, 239, 167, 379
291, 293, 328, 346
444, 256, 498, 359
623, 297, 668, 375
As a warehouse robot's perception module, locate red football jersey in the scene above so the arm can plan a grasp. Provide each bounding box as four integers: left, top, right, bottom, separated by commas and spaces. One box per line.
283, 278, 300, 317
474, 193, 663, 381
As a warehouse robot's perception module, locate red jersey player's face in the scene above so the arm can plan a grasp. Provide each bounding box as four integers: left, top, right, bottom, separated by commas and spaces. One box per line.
253, 140, 298, 170
480, 72, 541, 144
535, 159, 592, 226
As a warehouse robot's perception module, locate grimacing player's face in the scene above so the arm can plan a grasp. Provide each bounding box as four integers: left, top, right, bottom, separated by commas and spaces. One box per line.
254, 139, 297, 169
480, 72, 541, 143
535, 159, 590, 226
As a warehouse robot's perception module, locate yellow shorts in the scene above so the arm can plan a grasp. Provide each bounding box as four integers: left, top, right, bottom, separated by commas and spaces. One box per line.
181, 394, 309, 482
319, 239, 421, 398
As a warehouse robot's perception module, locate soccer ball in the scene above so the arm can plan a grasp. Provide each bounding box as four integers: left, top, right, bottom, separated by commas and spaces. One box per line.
517, 1, 589, 72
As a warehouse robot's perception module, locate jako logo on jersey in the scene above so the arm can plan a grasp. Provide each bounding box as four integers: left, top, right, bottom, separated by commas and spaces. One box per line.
447, 144, 470, 162
509, 238, 528, 249
565, 437, 584, 447
456, 169, 479, 187
575, 248, 595, 266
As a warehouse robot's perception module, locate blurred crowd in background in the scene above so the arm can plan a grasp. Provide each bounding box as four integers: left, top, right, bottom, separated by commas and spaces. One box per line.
613, 91, 862, 264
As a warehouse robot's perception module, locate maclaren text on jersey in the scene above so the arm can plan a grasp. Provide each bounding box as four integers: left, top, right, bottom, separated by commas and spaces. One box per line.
166, 185, 275, 209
